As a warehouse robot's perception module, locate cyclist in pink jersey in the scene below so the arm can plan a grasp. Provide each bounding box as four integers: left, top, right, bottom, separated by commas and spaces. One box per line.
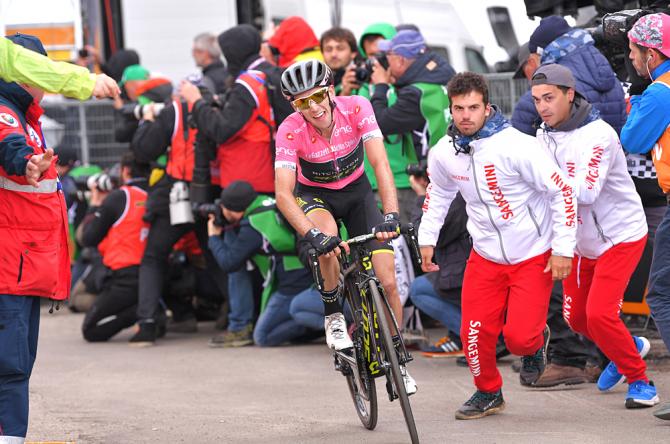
274, 86, 381, 190
275, 59, 416, 394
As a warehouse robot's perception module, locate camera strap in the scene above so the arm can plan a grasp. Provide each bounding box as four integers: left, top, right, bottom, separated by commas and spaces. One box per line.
180, 101, 190, 180
180, 101, 189, 142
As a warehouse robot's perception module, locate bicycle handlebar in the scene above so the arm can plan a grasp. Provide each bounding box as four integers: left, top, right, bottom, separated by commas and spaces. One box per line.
307, 223, 422, 292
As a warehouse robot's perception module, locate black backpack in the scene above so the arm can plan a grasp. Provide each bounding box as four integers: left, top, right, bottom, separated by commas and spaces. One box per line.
247, 63, 293, 161
257, 64, 293, 126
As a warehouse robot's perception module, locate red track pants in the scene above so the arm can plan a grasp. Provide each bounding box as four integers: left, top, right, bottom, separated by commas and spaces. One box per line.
461, 250, 553, 393
563, 236, 648, 383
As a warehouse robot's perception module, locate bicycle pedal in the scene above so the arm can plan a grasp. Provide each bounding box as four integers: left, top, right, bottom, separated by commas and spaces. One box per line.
333, 356, 342, 372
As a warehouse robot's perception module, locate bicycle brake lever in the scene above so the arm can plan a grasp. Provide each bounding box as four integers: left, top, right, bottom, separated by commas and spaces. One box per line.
308, 248, 324, 291
402, 223, 423, 266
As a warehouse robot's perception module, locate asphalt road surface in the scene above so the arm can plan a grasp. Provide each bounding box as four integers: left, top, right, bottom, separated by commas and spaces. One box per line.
25, 309, 670, 443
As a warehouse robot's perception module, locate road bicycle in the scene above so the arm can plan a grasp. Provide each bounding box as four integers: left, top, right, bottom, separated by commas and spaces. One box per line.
308, 225, 421, 444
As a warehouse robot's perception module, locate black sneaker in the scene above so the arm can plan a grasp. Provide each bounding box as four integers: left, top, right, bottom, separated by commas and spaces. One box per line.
129, 322, 156, 347
155, 312, 167, 339
520, 325, 550, 386
455, 389, 505, 420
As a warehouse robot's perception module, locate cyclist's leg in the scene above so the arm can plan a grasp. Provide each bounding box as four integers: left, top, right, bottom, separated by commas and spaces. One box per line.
372, 251, 402, 324
298, 190, 354, 349
296, 192, 341, 311
338, 177, 402, 324
309, 210, 341, 292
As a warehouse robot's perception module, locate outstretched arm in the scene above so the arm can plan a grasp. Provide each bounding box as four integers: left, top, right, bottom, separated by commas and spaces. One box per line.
0, 38, 119, 100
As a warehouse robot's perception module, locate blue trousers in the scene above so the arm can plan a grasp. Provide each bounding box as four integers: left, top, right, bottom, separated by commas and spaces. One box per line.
289, 287, 353, 331
0, 295, 40, 439
227, 268, 254, 332
253, 291, 308, 346
409, 275, 462, 337
289, 287, 324, 331
647, 204, 670, 352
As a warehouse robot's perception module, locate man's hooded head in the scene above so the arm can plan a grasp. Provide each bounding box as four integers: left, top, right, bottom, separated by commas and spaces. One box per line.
268, 17, 319, 67
218, 24, 262, 78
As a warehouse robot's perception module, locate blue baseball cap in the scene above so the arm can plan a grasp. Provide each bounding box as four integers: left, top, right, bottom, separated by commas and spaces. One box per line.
5, 33, 47, 56
529, 16, 572, 53
377, 30, 426, 58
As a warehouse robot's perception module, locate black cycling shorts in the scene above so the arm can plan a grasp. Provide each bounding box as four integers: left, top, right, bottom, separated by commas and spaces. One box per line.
296, 174, 393, 253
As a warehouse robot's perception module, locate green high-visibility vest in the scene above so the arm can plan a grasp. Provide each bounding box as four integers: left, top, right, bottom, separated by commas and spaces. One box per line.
361, 82, 450, 190
245, 195, 304, 312
358, 83, 411, 191
402, 82, 451, 160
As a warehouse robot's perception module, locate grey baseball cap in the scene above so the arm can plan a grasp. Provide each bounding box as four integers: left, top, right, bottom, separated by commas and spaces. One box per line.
513, 42, 530, 79
531, 63, 575, 89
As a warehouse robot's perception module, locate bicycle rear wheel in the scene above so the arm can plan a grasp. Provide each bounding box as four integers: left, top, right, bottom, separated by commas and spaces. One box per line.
369, 280, 419, 444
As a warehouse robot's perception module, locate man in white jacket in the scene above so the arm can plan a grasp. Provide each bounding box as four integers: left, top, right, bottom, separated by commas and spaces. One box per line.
420, 72, 577, 420
531, 63, 658, 409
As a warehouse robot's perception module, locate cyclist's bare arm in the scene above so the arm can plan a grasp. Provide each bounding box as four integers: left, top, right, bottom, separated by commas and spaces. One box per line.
275, 168, 315, 237
365, 137, 398, 216
275, 168, 349, 259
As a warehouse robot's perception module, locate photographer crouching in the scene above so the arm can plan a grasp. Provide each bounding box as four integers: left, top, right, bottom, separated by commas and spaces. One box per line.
129, 79, 227, 346
207, 181, 313, 347
78, 152, 150, 341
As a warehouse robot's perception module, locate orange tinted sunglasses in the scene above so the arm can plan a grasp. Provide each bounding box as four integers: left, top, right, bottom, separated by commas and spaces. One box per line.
292, 87, 329, 110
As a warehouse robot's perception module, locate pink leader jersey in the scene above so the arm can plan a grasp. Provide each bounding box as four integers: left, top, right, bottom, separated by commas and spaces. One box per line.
274, 95, 383, 190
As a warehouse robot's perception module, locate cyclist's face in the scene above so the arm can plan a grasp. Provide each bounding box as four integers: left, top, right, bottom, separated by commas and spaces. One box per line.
450, 92, 490, 136
531, 84, 574, 128
294, 86, 335, 130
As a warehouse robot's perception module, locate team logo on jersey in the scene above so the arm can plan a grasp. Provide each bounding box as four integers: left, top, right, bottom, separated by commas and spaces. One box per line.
27, 126, 42, 148
286, 133, 294, 140
354, 105, 361, 114
311, 136, 317, 144
0, 113, 18, 128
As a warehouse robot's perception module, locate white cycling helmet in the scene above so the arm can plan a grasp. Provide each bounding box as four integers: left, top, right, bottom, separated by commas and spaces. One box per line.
280, 59, 333, 100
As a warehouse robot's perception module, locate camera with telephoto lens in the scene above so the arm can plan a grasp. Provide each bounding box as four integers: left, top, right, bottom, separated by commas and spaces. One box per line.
73, 172, 115, 192
119, 102, 166, 121
405, 159, 428, 179
525, 1, 669, 89
194, 199, 228, 227
354, 53, 390, 83
583, 8, 653, 79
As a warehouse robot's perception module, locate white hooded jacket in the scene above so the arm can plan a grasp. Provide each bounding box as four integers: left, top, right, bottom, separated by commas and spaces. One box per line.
419, 126, 577, 265
536, 118, 647, 259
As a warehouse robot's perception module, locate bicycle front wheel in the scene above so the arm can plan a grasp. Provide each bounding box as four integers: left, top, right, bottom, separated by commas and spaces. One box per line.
345, 327, 378, 430
369, 280, 419, 444
343, 284, 378, 430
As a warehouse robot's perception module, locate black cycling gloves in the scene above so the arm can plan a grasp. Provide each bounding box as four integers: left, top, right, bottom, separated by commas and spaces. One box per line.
305, 227, 342, 254
373, 212, 401, 235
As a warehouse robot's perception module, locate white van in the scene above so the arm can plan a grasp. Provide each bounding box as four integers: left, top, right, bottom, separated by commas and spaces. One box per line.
262, 0, 491, 73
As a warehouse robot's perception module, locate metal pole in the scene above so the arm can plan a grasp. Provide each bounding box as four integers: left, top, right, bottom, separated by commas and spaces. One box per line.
78, 101, 90, 165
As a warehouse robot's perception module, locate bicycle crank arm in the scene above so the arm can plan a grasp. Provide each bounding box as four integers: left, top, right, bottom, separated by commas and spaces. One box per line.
334, 348, 357, 368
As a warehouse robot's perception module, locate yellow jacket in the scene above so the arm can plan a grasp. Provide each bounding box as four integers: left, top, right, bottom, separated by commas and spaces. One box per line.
0, 38, 95, 100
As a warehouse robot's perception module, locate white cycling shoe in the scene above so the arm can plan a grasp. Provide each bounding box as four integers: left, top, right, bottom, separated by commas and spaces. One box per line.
325, 313, 353, 350
401, 365, 418, 395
